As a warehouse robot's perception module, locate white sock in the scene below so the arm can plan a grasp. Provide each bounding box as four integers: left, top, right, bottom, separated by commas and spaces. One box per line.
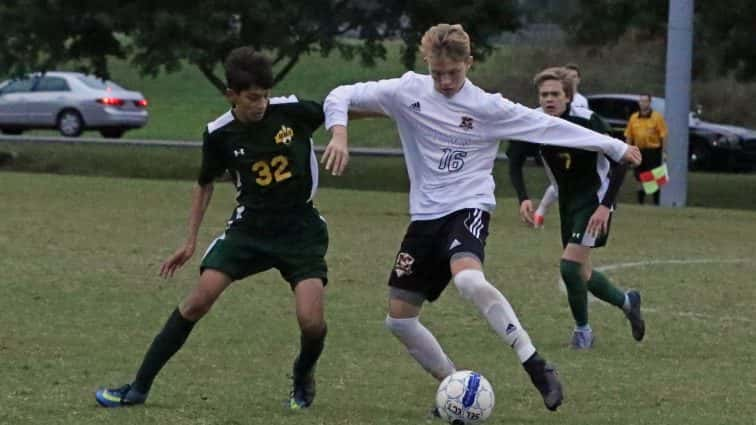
536, 184, 558, 216
385, 316, 456, 381
453, 270, 536, 363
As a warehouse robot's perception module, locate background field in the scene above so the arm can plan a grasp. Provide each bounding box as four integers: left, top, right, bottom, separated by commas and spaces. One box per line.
1, 172, 755, 425
13, 39, 756, 144
3, 140, 756, 211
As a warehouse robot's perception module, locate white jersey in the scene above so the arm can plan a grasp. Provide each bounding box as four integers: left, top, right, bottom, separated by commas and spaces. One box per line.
572, 92, 589, 109
324, 71, 627, 221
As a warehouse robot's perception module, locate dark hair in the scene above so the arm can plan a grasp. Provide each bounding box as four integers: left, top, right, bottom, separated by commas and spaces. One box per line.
564, 63, 580, 76
224, 46, 274, 92
639, 93, 652, 101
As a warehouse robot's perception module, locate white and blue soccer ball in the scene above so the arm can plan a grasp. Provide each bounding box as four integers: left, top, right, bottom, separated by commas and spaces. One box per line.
435, 370, 495, 425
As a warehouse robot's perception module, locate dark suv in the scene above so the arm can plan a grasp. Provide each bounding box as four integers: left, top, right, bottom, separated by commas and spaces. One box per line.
587, 94, 756, 171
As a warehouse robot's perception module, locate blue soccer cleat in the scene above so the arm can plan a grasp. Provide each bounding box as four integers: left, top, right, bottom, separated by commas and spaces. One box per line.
624, 290, 646, 341
95, 384, 146, 408
570, 328, 595, 349
288, 371, 316, 410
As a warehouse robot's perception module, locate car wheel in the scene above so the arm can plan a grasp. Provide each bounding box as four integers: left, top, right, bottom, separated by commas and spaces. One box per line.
689, 143, 712, 171
100, 128, 125, 139
0, 128, 23, 135
57, 109, 84, 137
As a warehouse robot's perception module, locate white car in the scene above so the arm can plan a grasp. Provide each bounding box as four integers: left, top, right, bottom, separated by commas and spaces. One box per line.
0, 71, 148, 138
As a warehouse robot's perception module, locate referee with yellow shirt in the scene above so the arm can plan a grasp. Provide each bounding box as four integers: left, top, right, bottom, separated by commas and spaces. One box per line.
624, 94, 668, 205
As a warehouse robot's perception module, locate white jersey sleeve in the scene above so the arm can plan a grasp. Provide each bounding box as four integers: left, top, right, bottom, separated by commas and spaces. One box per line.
485, 96, 628, 162
324, 74, 405, 130
572, 92, 589, 109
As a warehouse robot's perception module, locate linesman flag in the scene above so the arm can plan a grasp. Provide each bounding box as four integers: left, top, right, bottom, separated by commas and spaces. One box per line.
639, 163, 669, 194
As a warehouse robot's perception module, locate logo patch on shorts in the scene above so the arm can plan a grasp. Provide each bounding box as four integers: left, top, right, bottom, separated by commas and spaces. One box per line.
394, 252, 415, 277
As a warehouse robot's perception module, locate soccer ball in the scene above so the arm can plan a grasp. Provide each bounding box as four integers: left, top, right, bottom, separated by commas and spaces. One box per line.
435, 370, 495, 424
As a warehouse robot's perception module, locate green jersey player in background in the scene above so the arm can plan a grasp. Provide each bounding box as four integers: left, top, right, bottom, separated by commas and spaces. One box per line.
96, 47, 329, 410
518, 67, 646, 349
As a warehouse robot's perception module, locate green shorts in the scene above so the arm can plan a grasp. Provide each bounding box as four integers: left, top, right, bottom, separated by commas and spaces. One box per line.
200, 207, 328, 288
559, 197, 612, 249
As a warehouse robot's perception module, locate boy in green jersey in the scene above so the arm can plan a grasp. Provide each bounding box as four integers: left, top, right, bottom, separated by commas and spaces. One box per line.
96, 47, 329, 410
518, 67, 646, 349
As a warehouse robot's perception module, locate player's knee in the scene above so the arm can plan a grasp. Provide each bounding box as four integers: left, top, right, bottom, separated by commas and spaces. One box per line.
453, 269, 491, 300
560, 259, 584, 288
299, 318, 327, 339
180, 300, 212, 321
384, 315, 419, 337
180, 296, 215, 322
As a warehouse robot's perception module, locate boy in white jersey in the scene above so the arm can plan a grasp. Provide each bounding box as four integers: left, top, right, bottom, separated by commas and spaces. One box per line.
320, 24, 641, 414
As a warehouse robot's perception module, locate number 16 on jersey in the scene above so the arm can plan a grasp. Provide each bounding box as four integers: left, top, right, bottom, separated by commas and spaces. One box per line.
438, 149, 467, 172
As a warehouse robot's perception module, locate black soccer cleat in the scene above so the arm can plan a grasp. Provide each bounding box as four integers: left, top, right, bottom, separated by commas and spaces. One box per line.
624, 290, 646, 342
524, 354, 563, 411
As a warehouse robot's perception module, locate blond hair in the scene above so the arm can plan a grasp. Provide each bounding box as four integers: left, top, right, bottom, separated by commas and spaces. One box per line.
533, 67, 575, 100
420, 24, 471, 61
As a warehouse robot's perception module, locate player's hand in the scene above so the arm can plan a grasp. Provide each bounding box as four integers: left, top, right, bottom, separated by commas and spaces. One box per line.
623, 145, 642, 167
587, 205, 611, 238
519, 199, 535, 226
322, 126, 349, 176
160, 243, 195, 279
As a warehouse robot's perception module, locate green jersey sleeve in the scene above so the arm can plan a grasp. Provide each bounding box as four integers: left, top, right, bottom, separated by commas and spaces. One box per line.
297, 100, 324, 131
197, 129, 227, 185
589, 113, 612, 135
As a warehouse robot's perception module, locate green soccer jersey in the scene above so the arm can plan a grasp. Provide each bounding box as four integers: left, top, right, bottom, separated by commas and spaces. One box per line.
198, 96, 324, 215
539, 106, 617, 207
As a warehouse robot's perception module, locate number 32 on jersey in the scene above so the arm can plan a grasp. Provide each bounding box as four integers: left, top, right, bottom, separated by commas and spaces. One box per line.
252, 155, 292, 186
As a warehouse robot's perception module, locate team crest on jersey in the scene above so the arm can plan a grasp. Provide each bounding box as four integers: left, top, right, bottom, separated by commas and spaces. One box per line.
394, 252, 415, 277
275, 125, 294, 145
459, 116, 474, 130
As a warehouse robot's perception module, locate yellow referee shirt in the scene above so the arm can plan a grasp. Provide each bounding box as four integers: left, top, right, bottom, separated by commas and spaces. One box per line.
624, 111, 668, 149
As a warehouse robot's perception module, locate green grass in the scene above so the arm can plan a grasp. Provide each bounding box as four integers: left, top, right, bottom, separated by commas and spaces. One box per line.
3, 139, 756, 210
1, 171, 755, 424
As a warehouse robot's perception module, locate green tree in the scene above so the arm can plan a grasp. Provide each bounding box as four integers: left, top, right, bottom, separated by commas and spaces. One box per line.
562, 0, 756, 81
0, 0, 521, 93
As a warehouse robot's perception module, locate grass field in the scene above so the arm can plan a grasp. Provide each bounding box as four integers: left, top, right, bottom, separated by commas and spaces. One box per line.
3, 139, 756, 211
1, 171, 755, 425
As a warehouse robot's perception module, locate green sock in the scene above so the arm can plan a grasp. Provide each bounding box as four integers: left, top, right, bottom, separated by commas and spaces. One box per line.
133, 307, 196, 394
587, 270, 626, 308
560, 259, 588, 327
293, 325, 327, 382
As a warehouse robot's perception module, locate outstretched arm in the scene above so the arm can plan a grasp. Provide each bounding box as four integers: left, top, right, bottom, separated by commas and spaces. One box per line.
160, 183, 214, 278
321, 78, 401, 175
491, 98, 642, 166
